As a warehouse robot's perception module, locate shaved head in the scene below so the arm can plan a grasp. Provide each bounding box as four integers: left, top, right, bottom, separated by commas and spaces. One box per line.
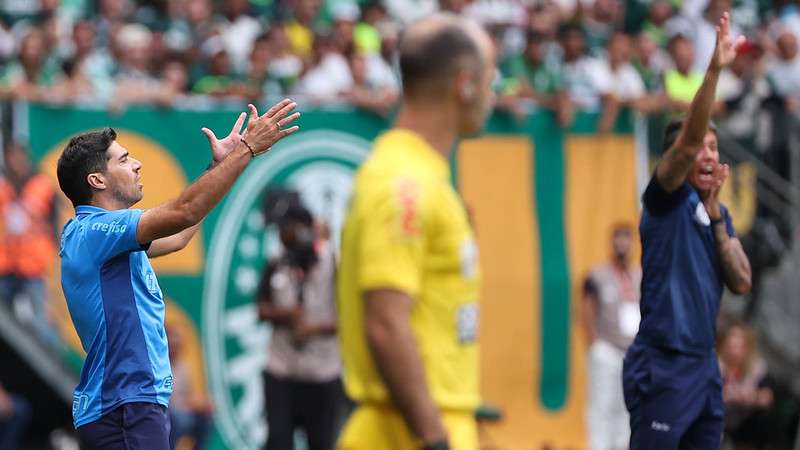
399, 13, 491, 96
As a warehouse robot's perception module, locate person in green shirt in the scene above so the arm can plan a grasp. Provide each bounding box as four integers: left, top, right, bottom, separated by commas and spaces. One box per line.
192, 42, 246, 97
500, 31, 571, 125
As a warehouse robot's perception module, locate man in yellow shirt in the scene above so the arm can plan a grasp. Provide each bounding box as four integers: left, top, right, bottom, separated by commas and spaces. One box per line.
337, 13, 496, 450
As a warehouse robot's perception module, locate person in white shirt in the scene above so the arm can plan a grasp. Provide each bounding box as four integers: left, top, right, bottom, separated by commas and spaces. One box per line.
559, 23, 612, 113
767, 27, 800, 112
583, 224, 642, 450
596, 31, 664, 131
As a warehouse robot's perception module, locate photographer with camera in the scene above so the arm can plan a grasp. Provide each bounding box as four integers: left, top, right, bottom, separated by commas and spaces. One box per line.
256, 191, 342, 450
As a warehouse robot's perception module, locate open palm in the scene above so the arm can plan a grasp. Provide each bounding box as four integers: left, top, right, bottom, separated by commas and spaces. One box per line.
712, 12, 746, 69
202, 111, 247, 164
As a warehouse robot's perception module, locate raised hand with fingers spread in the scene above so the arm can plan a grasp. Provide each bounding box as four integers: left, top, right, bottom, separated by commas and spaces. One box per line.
240, 99, 301, 156
201, 111, 246, 165
710, 11, 747, 71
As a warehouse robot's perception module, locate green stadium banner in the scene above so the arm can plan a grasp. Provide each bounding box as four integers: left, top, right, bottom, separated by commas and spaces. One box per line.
25, 103, 658, 450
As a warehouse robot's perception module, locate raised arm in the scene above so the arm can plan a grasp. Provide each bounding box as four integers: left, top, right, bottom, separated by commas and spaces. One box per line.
137, 100, 300, 245
147, 112, 248, 258
655, 12, 744, 192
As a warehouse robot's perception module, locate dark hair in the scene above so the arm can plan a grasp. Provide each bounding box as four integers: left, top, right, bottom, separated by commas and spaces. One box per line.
667, 33, 690, 51
57, 127, 116, 207
399, 20, 481, 94
558, 22, 584, 40
662, 118, 717, 153
526, 30, 546, 46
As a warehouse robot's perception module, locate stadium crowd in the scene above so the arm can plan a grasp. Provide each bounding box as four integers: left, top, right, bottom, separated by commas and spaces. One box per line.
0, 0, 795, 133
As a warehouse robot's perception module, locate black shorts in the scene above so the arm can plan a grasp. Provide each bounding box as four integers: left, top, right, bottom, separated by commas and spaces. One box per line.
77, 402, 171, 450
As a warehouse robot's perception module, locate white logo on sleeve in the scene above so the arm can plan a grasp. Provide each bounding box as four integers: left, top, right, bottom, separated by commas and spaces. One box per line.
145, 271, 160, 294
651, 421, 671, 432
72, 393, 90, 415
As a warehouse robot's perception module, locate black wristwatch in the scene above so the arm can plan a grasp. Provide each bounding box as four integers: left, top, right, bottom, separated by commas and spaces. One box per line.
421, 440, 450, 450
710, 214, 725, 228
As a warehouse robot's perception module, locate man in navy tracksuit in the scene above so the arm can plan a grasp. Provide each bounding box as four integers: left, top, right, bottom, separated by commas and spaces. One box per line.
623, 12, 752, 450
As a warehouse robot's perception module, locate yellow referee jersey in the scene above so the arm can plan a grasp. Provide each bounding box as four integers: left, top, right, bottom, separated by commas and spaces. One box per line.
337, 128, 481, 412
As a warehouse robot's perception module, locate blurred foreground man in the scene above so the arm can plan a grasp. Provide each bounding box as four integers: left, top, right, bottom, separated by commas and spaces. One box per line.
622, 13, 752, 450
337, 13, 495, 450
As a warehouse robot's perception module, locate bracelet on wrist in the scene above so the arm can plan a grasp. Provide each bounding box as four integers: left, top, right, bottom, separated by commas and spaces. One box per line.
240, 138, 257, 158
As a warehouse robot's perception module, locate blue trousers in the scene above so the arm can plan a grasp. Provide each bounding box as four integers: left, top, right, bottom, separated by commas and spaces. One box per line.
623, 342, 724, 450
77, 402, 170, 450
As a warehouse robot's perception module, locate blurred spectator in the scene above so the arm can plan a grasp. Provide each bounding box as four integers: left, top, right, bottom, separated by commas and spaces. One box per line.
265, 23, 304, 96
49, 57, 95, 103
639, 1, 674, 48
164, 0, 216, 62
341, 47, 398, 116
161, 58, 192, 98
294, 34, 352, 104
666, 0, 739, 72
383, 0, 437, 25
115, 24, 156, 82
465, 0, 525, 28
111, 24, 177, 110
559, 23, 612, 116
527, 2, 561, 43
581, 0, 623, 52
691, 0, 737, 72
360, 24, 399, 95
597, 31, 665, 131
167, 325, 213, 450
257, 193, 342, 450
38, 0, 74, 60
64, 19, 115, 101
134, 0, 180, 32
95, 0, 135, 48
218, 0, 262, 72
192, 38, 247, 97
330, 3, 359, 55
633, 30, 669, 93
354, 1, 387, 56
0, 381, 30, 450
0, 143, 60, 347
582, 224, 641, 450
767, 28, 800, 113
500, 30, 570, 125
718, 322, 774, 450
243, 33, 283, 101
0, 27, 60, 101
664, 34, 703, 112
285, 0, 322, 63
714, 40, 769, 150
